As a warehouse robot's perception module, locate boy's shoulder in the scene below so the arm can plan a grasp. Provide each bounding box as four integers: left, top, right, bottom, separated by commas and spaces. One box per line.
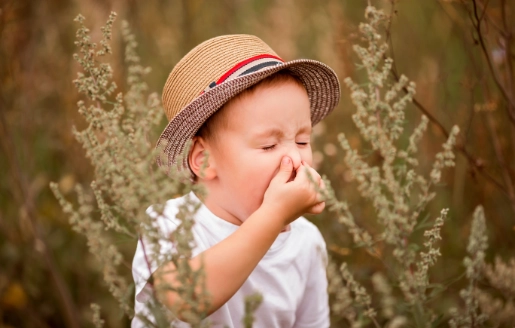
145, 192, 197, 228
294, 217, 324, 237
289, 217, 327, 254
149, 190, 200, 209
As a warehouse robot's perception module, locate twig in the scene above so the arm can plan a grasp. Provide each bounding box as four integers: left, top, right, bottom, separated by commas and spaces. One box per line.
391, 65, 507, 193
471, 0, 515, 124
385, 0, 397, 66
484, 111, 515, 213
384, 1, 448, 139
383, 4, 509, 199
499, 0, 515, 157
501, 0, 514, 81
474, 0, 508, 37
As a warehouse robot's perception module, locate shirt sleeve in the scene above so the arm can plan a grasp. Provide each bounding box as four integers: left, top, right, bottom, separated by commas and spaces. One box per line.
132, 204, 180, 303
133, 196, 206, 304
293, 229, 330, 328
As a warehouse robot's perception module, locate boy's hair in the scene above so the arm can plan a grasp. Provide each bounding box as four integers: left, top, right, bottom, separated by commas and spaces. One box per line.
195, 70, 305, 143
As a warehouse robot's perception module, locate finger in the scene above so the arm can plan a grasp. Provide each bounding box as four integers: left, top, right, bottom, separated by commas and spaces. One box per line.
302, 161, 316, 171
319, 178, 326, 190
301, 161, 320, 177
308, 201, 326, 214
269, 156, 294, 187
318, 178, 326, 194
293, 163, 308, 182
304, 166, 321, 184
315, 201, 326, 213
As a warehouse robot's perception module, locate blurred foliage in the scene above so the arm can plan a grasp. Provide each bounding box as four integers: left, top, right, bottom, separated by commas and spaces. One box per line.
1, 0, 514, 327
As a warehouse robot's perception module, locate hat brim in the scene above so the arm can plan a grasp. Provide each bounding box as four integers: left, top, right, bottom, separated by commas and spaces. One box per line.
157, 59, 340, 169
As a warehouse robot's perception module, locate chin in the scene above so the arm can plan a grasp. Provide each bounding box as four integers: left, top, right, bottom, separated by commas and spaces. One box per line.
242, 201, 262, 219
235, 190, 267, 220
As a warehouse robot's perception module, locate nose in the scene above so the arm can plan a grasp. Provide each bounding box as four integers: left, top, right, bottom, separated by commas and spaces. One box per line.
285, 145, 302, 170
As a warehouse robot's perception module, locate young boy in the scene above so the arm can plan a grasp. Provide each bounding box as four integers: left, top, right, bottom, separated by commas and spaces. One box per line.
132, 34, 340, 328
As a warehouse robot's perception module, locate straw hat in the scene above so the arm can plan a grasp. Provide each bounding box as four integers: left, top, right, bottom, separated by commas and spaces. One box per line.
158, 34, 340, 169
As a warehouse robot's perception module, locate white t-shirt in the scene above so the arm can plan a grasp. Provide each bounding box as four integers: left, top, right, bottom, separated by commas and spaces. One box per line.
132, 192, 329, 328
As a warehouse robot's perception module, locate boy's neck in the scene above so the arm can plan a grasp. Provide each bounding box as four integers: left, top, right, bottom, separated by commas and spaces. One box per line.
193, 189, 291, 232
202, 193, 244, 226
193, 184, 244, 225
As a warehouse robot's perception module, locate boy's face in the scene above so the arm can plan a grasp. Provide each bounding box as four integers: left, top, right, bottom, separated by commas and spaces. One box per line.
202, 79, 313, 224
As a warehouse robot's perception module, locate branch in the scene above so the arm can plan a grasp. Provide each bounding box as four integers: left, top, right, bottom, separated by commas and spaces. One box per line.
484, 111, 515, 213
382, 2, 510, 199
475, 0, 509, 37
389, 65, 507, 194
500, 0, 515, 109
471, 0, 515, 124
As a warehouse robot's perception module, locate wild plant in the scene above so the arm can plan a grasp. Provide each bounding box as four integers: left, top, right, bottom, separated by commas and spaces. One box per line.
450, 206, 515, 328
322, 5, 468, 327
50, 5, 515, 328
325, 5, 515, 328
449, 206, 488, 327
50, 13, 210, 327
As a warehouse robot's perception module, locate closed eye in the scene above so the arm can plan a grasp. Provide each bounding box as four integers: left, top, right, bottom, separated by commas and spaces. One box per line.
296, 142, 309, 146
263, 145, 276, 151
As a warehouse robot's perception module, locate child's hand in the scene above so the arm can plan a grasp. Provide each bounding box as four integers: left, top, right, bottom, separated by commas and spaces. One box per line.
262, 156, 326, 225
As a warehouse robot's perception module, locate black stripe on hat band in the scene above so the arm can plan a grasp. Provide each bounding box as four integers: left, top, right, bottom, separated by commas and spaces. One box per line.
202, 60, 282, 93
238, 61, 281, 77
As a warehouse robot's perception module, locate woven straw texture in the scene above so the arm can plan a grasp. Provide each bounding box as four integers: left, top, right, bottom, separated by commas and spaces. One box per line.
157, 34, 340, 170
162, 35, 278, 121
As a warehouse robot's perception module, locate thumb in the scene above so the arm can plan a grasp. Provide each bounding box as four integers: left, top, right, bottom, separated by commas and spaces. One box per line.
270, 156, 293, 185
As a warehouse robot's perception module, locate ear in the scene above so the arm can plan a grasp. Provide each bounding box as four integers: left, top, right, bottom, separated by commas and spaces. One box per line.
188, 136, 217, 180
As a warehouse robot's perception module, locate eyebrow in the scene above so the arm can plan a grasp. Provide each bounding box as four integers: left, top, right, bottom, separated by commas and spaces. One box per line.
254, 125, 312, 139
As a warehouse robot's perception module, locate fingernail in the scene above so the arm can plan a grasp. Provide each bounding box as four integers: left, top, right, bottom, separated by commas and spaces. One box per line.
282, 157, 291, 165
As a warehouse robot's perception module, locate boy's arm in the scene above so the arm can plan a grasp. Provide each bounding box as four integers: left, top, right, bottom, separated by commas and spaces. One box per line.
154, 157, 325, 318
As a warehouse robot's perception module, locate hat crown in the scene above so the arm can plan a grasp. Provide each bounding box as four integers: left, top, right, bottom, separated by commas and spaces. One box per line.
162, 34, 279, 121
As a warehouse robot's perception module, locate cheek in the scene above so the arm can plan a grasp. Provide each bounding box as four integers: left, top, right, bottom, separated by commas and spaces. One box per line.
237, 158, 278, 214
252, 156, 280, 183
230, 153, 278, 187
242, 155, 280, 193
